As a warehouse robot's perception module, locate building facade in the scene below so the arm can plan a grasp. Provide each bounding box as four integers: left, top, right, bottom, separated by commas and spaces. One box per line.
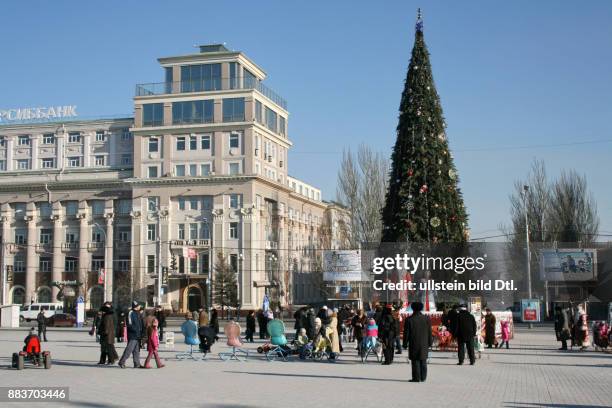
0, 44, 345, 313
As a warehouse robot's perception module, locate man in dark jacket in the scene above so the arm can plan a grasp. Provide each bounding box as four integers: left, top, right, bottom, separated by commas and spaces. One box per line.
403, 302, 432, 382
445, 305, 459, 337
379, 304, 397, 365
99, 305, 118, 364
293, 307, 304, 338
36, 310, 47, 342
154, 305, 166, 342
455, 305, 477, 365
118, 301, 143, 368
305, 308, 316, 340
554, 306, 570, 350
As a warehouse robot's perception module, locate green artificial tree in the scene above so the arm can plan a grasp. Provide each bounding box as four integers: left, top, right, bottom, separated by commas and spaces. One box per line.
212, 252, 238, 317
381, 10, 468, 243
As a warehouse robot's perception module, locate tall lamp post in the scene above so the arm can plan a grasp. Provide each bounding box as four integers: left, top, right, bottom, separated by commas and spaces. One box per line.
522, 185, 533, 329
93, 223, 108, 302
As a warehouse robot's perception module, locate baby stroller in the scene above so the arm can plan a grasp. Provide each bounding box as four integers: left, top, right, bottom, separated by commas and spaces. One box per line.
311, 326, 338, 362
361, 319, 382, 363
592, 321, 610, 351
198, 326, 216, 357
265, 319, 292, 361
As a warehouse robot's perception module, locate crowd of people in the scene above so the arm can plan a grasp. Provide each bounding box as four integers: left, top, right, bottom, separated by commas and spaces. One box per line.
554, 304, 611, 351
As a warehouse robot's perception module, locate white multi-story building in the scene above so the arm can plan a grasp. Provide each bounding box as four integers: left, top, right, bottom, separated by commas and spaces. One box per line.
0, 44, 347, 313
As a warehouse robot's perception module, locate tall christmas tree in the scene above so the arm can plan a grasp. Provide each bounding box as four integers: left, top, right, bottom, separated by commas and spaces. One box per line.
381, 10, 468, 243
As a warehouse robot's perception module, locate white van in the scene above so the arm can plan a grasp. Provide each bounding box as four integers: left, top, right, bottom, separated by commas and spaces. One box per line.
20, 303, 64, 322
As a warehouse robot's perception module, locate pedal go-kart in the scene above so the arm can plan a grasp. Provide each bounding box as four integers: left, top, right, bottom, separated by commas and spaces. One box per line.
12, 333, 52, 370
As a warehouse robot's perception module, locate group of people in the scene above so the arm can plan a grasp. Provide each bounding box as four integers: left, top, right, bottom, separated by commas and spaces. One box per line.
93, 301, 166, 369
554, 304, 611, 351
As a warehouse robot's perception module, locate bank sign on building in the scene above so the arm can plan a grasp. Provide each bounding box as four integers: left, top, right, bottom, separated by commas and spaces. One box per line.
0, 106, 78, 123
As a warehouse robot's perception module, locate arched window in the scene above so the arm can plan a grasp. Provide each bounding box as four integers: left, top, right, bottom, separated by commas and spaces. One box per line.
12, 287, 25, 305
37, 287, 52, 303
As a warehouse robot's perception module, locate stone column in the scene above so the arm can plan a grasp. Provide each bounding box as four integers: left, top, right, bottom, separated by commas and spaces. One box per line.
130, 210, 142, 302
104, 213, 114, 302
51, 214, 63, 301
25, 209, 37, 304
1, 209, 12, 305
77, 211, 89, 299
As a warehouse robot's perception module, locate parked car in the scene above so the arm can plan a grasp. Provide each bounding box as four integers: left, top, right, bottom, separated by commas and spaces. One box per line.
47, 313, 76, 327
20, 303, 64, 322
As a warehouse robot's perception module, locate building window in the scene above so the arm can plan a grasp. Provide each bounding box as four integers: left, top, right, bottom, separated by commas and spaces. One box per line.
255, 100, 262, 123
147, 224, 157, 241
0, 160, 5, 171
41, 158, 55, 168
229, 133, 240, 149
95, 131, 106, 142
116, 259, 130, 272
91, 201, 105, 216
65, 258, 77, 272
68, 132, 81, 143
148, 137, 159, 153
42, 134, 55, 145
172, 100, 214, 124
116, 199, 131, 215
189, 197, 198, 210
279, 116, 286, 136
40, 229, 52, 244
229, 222, 239, 239
222, 98, 245, 122
38, 203, 52, 217
175, 165, 185, 177
118, 228, 131, 242
64, 201, 78, 216
202, 197, 212, 210
39, 258, 51, 272
176, 136, 185, 151
189, 135, 197, 150
200, 253, 210, 275
121, 129, 132, 141
94, 156, 105, 166
92, 257, 104, 272
67, 157, 81, 167
147, 197, 159, 212
229, 62, 238, 89
201, 135, 211, 150
148, 166, 158, 178
18, 135, 31, 146
200, 222, 210, 239
178, 224, 185, 240
91, 228, 104, 242
147, 255, 155, 274
180, 63, 221, 92
265, 107, 277, 133
189, 164, 197, 176
14, 258, 25, 273
15, 229, 26, 245
229, 194, 239, 209
0, 136, 5, 147
229, 162, 240, 175
189, 223, 198, 240
121, 154, 132, 165
142, 103, 164, 127
201, 163, 211, 176
17, 159, 30, 170
178, 198, 186, 211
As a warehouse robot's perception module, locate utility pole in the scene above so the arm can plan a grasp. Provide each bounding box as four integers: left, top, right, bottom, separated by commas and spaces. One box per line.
1, 235, 6, 305
523, 185, 533, 329
156, 207, 162, 307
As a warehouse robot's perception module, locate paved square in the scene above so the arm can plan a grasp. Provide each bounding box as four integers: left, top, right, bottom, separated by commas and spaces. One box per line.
0, 324, 610, 408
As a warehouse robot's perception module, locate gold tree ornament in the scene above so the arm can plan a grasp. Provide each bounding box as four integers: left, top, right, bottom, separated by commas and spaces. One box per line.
430, 217, 441, 228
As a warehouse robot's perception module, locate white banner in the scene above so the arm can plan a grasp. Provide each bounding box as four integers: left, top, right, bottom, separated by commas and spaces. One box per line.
323, 250, 363, 281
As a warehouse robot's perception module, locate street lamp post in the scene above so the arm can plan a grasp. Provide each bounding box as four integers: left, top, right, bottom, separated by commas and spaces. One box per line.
93, 223, 108, 302
522, 185, 533, 329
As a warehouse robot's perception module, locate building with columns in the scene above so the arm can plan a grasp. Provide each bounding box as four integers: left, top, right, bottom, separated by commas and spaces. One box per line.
0, 44, 348, 313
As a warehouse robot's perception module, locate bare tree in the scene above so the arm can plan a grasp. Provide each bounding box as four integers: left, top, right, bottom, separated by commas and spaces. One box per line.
336, 145, 389, 246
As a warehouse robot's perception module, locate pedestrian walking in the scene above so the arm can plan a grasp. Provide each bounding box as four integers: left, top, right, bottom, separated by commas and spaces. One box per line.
209, 308, 219, 338
245, 310, 256, 342
351, 309, 365, 355
155, 306, 166, 342
305, 308, 316, 340
554, 306, 570, 350
498, 320, 510, 349
379, 304, 398, 365
257, 309, 266, 339
118, 301, 143, 368
98, 304, 118, 365
403, 302, 433, 382
484, 308, 497, 348
198, 307, 209, 328
392, 303, 402, 354
456, 304, 477, 365
36, 310, 47, 342
143, 318, 164, 369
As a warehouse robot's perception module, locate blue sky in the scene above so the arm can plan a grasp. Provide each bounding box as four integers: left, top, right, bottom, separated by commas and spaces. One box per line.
1, 0, 611, 238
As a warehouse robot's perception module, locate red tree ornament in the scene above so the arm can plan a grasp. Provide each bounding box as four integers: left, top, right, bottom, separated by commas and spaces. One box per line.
419, 184, 428, 194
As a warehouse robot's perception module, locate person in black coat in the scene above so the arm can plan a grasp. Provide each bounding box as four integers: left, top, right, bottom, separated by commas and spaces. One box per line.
379, 304, 397, 365
245, 311, 256, 342
293, 307, 304, 338
154, 306, 166, 342
403, 302, 433, 382
36, 310, 47, 342
455, 305, 477, 365
305, 308, 316, 340
209, 308, 219, 337
445, 305, 459, 337
257, 309, 266, 339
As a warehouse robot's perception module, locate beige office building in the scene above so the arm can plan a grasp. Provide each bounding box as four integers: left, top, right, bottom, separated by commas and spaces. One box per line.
0, 44, 347, 313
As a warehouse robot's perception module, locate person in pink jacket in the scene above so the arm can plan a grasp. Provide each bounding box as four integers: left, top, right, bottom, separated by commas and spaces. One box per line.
498, 320, 510, 349
143, 318, 165, 368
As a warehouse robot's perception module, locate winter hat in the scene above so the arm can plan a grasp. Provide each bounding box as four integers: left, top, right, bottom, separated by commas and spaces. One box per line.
131, 301, 139, 309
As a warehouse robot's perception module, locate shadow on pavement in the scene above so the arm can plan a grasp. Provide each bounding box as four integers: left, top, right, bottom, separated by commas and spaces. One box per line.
498, 361, 612, 369
505, 403, 610, 408
224, 370, 410, 383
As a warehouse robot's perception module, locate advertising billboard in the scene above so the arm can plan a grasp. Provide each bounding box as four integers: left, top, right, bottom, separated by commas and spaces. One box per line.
521, 299, 541, 322
323, 250, 363, 281
539, 249, 597, 281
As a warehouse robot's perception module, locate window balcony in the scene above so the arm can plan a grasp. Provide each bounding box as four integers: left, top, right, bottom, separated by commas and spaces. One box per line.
35, 243, 51, 253
135, 79, 287, 110
170, 239, 210, 249
62, 242, 79, 252
265, 241, 278, 250
87, 242, 104, 252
